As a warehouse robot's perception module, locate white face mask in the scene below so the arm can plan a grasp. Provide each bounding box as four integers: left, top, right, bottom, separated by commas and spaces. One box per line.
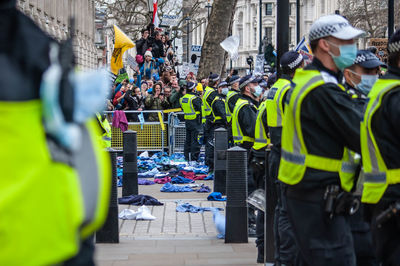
252, 85, 262, 97
221, 87, 229, 95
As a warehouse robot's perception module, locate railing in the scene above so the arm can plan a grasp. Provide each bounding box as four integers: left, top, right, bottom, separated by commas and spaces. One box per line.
104, 110, 167, 152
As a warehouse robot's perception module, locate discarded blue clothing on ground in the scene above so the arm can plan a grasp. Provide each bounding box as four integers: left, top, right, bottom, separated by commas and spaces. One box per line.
204, 173, 214, 180
207, 192, 227, 201
196, 184, 211, 193
118, 194, 163, 205
171, 176, 194, 184
160, 182, 193, 192
138, 179, 155, 185
176, 202, 223, 213
138, 168, 160, 178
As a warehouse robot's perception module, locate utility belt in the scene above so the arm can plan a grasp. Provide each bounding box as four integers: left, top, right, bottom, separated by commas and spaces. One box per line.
375, 200, 400, 228
287, 184, 360, 219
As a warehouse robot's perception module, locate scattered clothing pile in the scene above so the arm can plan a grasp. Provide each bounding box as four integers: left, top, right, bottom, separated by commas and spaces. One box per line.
118, 194, 163, 206
119, 206, 156, 220
207, 192, 227, 201
176, 202, 223, 213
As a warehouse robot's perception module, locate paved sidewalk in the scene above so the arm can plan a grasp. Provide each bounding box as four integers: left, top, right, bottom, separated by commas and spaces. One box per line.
95, 179, 264, 265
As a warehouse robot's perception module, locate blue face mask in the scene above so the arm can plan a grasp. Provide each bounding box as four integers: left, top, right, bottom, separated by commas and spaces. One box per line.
252, 85, 263, 97
327, 41, 357, 70
221, 87, 229, 95
352, 73, 378, 95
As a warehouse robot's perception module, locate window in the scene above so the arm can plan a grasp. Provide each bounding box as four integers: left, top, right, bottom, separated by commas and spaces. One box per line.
265, 3, 273, 16
289, 3, 292, 15
238, 28, 243, 47
321, 0, 325, 13
253, 28, 257, 47
265, 27, 272, 42
289, 27, 293, 45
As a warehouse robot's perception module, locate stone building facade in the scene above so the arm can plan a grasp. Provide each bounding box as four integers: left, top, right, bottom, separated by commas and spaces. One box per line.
231, 0, 339, 70
17, 0, 97, 70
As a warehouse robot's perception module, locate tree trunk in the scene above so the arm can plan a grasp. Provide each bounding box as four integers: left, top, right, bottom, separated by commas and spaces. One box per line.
197, 0, 238, 79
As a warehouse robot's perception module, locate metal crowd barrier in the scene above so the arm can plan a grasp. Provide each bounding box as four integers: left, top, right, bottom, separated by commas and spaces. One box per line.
168, 112, 186, 155
104, 110, 167, 152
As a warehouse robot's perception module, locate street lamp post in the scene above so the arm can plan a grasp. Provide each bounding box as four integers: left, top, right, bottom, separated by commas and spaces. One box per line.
296, 0, 300, 43
185, 17, 191, 63
205, 1, 212, 20
258, 0, 262, 54
388, 0, 394, 38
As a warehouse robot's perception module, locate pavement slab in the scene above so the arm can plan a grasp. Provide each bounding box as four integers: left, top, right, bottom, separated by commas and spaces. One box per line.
96, 175, 266, 265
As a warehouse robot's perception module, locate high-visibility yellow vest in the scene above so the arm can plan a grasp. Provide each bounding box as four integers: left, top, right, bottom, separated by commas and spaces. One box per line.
201, 104, 206, 124
96, 112, 111, 148
225, 90, 238, 123
278, 69, 358, 192
266, 78, 291, 128
0, 100, 110, 265
211, 95, 224, 123
360, 79, 400, 203
232, 98, 255, 145
180, 94, 200, 120
253, 100, 271, 150
202, 86, 214, 117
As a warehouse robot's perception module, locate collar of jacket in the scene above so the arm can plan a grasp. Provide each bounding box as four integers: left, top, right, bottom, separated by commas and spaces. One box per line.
280, 74, 293, 81
240, 93, 258, 106
310, 57, 343, 82
387, 65, 400, 78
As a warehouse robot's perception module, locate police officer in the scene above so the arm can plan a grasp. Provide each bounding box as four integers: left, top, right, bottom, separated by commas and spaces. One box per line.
232, 75, 262, 234
180, 82, 202, 162
0, 1, 111, 265
267, 51, 304, 265
360, 29, 400, 265
223, 75, 241, 146
278, 15, 365, 265
250, 80, 271, 263
343, 50, 382, 266
203, 74, 226, 171
344, 50, 384, 102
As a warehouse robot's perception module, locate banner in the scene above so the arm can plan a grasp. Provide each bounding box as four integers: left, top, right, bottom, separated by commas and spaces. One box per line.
189, 45, 202, 75
111, 25, 135, 75
126, 54, 138, 70
254, 54, 265, 76
369, 38, 388, 63
161, 14, 180, 27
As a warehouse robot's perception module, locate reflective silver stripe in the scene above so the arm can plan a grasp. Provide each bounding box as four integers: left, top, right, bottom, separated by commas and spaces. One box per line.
234, 101, 247, 141
291, 75, 324, 154
275, 84, 291, 126
364, 84, 396, 180
364, 172, 386, 183
102, 136, 112, 141
341, 162, 358, 173
257, 106, 267, 141
281, 149, 305, 164
74, 125, 99, 227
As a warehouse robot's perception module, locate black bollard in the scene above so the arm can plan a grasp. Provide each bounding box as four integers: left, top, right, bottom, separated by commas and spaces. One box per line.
213, 128, 228, 195
96, 149, 119, 243
265, 148, 275, 262
122, 130, 138, 197
225, 146, 248, 243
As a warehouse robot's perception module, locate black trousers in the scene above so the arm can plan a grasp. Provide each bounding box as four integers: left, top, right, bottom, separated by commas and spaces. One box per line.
269, 150, 297, 265
286, 187, 356, 266
184, 120, 201, 161
367, 196, 400, 266
64, 236, 95, 266
349, 204, 378, 266
204, 119, 214, 171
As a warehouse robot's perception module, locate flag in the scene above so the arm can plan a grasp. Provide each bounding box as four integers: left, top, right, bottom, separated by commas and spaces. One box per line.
153, 0, 160, 27
295, 36, 312, 55
110, 25, 135, 75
